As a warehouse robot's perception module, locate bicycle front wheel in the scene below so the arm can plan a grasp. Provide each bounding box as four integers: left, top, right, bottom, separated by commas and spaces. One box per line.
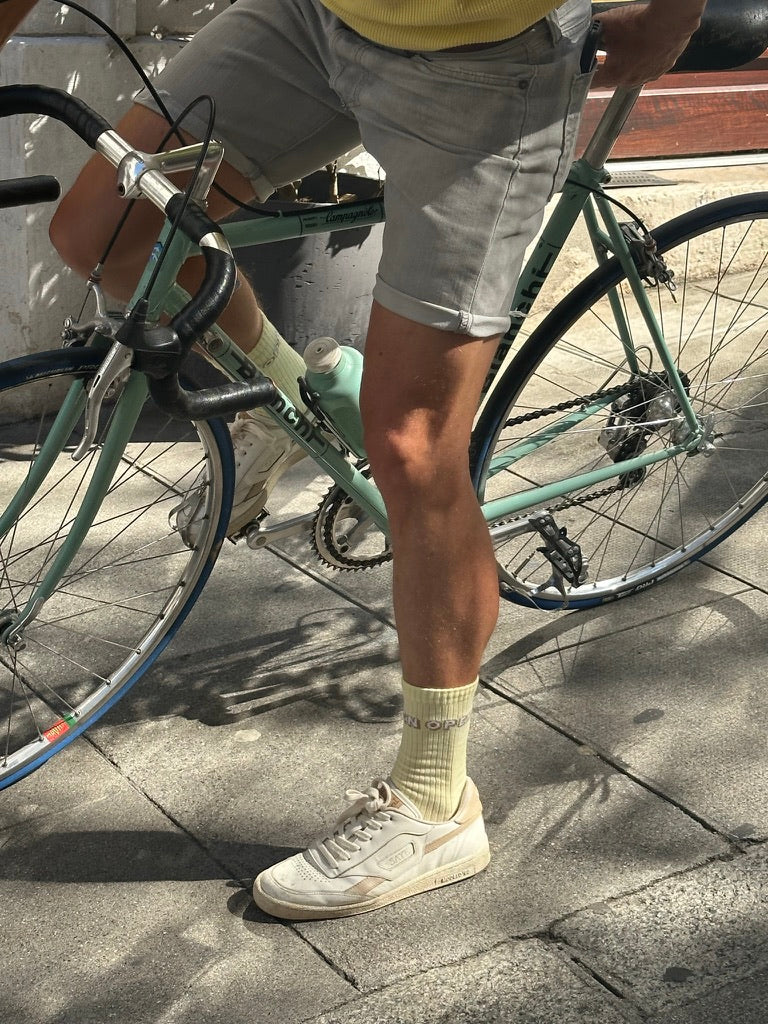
0, 348, 233, 788
475, 193, 768, 609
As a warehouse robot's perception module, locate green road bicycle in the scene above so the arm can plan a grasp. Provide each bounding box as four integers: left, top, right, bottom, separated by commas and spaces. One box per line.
1, 3, 767, 789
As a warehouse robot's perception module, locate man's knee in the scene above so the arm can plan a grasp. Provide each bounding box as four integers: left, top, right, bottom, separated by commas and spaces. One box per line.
49, 188, 102, 279
49, 159, 162, 290
365, 419, 471, 506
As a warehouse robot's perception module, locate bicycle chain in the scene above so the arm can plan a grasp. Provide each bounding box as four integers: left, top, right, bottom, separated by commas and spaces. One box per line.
495, 382, 637, 525
314, 384, 640, 568
503, 383, 631, 428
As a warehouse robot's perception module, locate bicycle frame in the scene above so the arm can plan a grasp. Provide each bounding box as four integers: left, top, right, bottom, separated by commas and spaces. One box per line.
142, 88, 704, 534
2, 84, 707, 625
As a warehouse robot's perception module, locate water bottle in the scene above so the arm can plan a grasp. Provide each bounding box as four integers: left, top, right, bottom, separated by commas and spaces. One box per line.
303, 337, 366, 458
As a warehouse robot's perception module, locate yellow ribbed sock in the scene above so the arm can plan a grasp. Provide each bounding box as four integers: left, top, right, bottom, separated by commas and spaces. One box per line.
248, 314, 307, 413
391, 677, 478, 822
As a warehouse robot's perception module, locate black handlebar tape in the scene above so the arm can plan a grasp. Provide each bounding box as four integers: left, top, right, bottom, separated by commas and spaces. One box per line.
164, 194, 222, 246
0, 175, 61, 209
164, 196, 238, 349
148, 375, 278, 421
0, 85, 112, 148
170, 246, 237, 349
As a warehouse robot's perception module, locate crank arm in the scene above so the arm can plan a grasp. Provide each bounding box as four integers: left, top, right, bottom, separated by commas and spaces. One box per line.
245, 510, 316, 549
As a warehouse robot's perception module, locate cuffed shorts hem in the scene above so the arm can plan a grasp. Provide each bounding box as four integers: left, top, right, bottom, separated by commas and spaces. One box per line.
373, 277, 511, 338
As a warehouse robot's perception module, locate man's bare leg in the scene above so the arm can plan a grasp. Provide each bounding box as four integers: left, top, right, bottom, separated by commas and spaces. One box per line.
53, 107, 498, 692
361, 300, 500, 688
50, 103, 309, 535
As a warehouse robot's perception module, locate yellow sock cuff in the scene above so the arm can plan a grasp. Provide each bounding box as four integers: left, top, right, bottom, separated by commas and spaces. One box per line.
399, 678, 478, 730
249, 315, 307, 412
391, 676, 478, 822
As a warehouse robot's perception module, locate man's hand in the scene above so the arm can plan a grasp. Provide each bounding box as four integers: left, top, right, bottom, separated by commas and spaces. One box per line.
593, 0, 706, 89
0, 0, 38, 49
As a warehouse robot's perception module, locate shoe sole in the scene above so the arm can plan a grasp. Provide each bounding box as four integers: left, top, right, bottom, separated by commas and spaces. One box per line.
252, 846, 491, 921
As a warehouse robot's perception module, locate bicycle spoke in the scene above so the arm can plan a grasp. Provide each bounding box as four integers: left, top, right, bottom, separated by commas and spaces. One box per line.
485, 202, 768, 605
0, 357, 228, 785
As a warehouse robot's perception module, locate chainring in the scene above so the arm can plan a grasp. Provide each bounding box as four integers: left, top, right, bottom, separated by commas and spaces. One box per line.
312, 485, 392, 571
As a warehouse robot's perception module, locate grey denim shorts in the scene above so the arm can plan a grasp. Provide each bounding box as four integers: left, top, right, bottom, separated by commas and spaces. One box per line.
137, 0, 593, 337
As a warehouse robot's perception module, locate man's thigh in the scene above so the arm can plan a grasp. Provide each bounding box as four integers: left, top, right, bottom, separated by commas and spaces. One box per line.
135, 0, 362, 201
334, 0, 593, 339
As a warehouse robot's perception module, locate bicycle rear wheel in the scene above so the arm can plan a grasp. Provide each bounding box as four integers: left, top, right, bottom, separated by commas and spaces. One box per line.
474, 193, 768, 609
0, 348, 233, 788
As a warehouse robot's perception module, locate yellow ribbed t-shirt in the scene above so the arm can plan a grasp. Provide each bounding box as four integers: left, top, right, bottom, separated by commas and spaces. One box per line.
318, 0, 565, 50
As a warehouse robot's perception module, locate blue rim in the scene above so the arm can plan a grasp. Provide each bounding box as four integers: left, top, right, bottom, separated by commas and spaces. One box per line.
0, 349, 234, 790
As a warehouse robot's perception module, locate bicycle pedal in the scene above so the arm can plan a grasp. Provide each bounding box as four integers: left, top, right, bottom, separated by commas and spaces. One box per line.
530, 513, 586, 587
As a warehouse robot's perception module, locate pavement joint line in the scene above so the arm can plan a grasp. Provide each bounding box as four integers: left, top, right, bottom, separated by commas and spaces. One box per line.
485, 582, 756, 670
291, 928, 364, 996
295, 931, 650, 1021
266, 543, 397, 632
545, 841, 761, 942
80, 732, 367, 993
80, 729, 253, 888
694, 556, 768, 599
479, 672, 746, 846
546, 937, 648, 1022
266, 536, 765, 668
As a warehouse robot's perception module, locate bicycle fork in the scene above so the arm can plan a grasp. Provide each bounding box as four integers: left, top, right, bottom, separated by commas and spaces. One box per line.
0, 371, 148, 649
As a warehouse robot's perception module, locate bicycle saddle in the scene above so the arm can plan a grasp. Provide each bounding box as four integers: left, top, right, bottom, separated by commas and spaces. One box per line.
591, 0, 768, 72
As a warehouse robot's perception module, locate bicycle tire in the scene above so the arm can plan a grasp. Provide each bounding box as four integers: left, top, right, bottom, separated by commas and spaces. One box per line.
473, 193, 768, 609
0, 347, 234, 789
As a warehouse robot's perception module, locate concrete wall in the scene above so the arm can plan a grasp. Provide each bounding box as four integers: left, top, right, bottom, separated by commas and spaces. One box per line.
0, 2, 226, 363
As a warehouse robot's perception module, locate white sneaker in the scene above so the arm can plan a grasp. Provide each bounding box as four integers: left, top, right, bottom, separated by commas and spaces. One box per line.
225, 410, 306, 535
252, 778, 490, 921
173, 409, 305, 544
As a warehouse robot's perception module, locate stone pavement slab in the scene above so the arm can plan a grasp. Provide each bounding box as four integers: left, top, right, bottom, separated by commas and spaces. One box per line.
82, 529, 727, 994
274, 494, 768, 840
554, 844, 768, 1020
291, 686, 725, 992
306, 938, 635, 1024
484, 582, 768, 840
648, 969, 768, 1024
3, 392, 767, 1022
482, 559, 749, 681
1, 739, 353, 1024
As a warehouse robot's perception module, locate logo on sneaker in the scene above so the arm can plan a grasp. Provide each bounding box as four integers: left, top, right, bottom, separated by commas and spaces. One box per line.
436, 866, 474, 885
380, 844, 415, 871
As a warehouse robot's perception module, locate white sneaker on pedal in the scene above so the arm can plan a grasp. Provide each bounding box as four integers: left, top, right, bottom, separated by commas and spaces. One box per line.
225, 409, 305, 535
252, 777, 490, 921
173, 409, 305, 544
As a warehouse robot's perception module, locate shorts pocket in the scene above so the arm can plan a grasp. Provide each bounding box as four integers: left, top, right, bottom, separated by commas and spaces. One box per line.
410, 50, 534, 87
549, 67, 594, 198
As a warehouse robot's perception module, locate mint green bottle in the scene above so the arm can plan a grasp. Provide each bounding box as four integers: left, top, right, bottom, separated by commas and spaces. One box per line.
303, 337, 366, 458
